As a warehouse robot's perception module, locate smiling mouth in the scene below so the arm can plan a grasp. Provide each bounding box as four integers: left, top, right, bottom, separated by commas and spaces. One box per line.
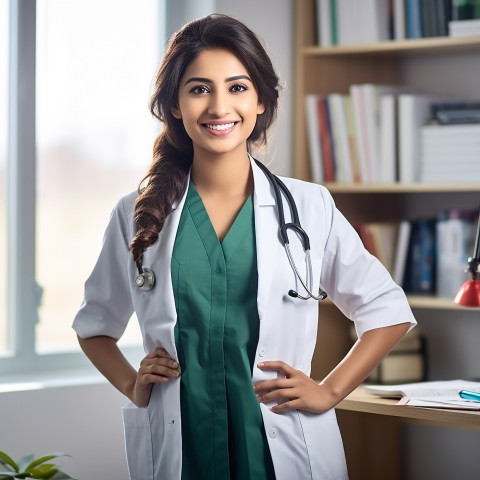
203, 122, 237, 131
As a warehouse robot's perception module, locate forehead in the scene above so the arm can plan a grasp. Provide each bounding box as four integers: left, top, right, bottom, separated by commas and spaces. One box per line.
181, 48, 250, 81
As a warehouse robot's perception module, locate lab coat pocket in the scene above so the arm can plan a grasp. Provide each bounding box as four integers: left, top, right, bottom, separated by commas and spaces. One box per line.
122, 402, 154, 480
298, 409, 348, 480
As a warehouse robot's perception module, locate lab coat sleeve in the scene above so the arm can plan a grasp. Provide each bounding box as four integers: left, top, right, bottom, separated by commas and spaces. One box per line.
319, 188, 416, 338
72, 195, 135, 340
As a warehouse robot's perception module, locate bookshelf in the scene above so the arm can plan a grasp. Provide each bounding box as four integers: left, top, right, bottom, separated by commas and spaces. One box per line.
295, 1, 480, 478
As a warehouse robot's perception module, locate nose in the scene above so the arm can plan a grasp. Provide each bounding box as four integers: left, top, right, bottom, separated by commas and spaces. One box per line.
207, 90, 229, 117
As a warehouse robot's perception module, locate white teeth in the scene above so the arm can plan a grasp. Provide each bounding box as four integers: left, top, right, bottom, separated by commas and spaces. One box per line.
205, 122, 235, 131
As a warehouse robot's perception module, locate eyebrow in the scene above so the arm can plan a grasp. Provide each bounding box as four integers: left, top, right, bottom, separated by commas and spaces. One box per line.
183, 75, 252, 86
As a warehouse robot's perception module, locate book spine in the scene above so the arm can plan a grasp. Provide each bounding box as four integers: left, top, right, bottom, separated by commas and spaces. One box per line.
317, 97, 335, 182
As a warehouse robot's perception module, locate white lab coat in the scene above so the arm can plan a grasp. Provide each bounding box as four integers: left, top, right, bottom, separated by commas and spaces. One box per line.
73, 156, 416, 480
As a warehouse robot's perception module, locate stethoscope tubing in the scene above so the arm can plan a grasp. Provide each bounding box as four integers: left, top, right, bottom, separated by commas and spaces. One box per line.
135, 160, 327, 301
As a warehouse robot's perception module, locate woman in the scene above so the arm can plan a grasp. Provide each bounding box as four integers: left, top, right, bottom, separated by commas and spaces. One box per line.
73, 14, 416, 480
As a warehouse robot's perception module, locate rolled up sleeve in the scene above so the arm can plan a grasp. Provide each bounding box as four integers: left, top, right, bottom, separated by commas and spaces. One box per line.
72, 195, 135, 340
319, 189, 416, 338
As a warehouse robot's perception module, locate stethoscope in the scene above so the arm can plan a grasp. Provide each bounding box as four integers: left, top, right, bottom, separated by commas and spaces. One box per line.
135, 159, 327, 301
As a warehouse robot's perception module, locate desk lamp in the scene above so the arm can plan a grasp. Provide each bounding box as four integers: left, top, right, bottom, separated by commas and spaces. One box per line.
454, 212, 480, 307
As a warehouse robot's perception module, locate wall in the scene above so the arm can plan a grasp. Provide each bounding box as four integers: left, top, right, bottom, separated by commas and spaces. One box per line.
214, 0, 294, 176
0, 381, 130, 479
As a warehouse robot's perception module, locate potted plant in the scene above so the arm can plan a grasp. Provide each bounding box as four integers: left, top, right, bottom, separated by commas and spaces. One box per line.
0, 451, 75, 479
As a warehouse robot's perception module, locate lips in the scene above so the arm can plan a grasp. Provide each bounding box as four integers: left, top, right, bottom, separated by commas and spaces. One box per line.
202, 121, 238, 136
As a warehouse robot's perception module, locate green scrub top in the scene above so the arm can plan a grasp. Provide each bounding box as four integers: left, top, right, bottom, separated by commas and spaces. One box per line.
171, 181, 275, 480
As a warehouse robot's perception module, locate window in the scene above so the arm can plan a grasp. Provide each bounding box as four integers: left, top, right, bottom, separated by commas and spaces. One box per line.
0, 0, 8, 356
2, 0, 165, 372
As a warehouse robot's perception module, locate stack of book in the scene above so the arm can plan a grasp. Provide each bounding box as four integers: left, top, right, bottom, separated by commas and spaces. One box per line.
420, 124, 480, 183
449, 0, 480, 37
354, 211, 477, 298
449, 18, 480, 36
305, 88, 452, 184
420, 102, 480, 183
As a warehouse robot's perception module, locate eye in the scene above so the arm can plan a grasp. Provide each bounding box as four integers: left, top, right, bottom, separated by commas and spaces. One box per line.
229, 83, 248, 93
189, 85, 210, 95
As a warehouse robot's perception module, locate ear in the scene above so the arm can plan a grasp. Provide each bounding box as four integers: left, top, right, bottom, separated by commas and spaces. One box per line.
257, 102, 265, 115
171, 105, 182, 119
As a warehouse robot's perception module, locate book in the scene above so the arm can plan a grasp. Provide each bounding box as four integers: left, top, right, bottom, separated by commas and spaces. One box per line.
350, 84, 371, 182
431, 101, 480, 124
317, 96, 336, 182
406, 0, 422, 38
436, 210, 476, 298
379, 93, 397, 183
449, 18, 480, 36
305, 94, 324, 183
328, 94, 353, 183
398, 94, 448, 183
393, 220, 412, 285
403, 219, 436, 294
393, 0, 406, 40
317, 0, 332, 46
365, 379, 480, 410
355, 221, 400, 273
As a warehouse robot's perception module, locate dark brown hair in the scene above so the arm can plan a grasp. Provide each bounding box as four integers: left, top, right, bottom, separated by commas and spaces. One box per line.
130, 13, 280, 263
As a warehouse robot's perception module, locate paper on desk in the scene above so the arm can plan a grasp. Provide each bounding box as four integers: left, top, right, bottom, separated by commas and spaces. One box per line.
398, 396, 480, 410
364, 379, 480, 398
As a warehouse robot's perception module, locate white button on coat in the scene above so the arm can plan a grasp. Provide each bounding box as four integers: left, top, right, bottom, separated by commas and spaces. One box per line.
73, 155, 416, 480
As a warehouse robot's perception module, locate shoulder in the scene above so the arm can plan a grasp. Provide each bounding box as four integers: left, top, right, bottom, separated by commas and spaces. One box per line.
276, 175, 333, 207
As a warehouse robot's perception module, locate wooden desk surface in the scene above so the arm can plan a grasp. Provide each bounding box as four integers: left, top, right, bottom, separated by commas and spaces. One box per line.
336, 386, 480, 431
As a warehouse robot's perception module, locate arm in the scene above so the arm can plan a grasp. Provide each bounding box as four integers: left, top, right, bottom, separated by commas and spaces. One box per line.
254, 322, 410, 413
78, 335, 180, 407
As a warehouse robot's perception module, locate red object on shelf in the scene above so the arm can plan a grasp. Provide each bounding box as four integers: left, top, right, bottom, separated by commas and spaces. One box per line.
454, 274, 480, 308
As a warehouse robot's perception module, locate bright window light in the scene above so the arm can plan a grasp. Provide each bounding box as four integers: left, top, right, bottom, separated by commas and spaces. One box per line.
35, 0, 162, 353
0, 0, 9, 356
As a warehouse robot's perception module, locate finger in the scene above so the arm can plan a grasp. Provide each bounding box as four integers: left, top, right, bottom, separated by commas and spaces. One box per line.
257, 387, 298, 404
253, 378, 293, 395
257, 361, 296, 377
269, 399, 302, 413
141, 356, 179, 371
147, 347, 174, 360
141, 363, 181, 378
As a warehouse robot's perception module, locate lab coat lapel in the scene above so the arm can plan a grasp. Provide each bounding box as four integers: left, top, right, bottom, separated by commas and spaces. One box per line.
251, 157, 279, 322
143, 173, 190, 358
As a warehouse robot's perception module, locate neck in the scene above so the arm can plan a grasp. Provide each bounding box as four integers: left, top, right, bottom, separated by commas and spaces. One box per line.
191, 148, 253, 198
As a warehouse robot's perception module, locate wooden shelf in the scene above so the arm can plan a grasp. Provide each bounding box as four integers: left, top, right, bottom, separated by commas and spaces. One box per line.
336, 386, 480, 431
321, 182, 480, 194
304, 35, 480, 57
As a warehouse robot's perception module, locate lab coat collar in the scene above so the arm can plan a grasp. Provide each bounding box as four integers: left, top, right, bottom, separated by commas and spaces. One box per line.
249, 154, 277, 207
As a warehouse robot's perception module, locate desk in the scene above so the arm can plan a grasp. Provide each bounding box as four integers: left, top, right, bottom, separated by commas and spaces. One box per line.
333, 386, 480, 480
337, 386, 480, 431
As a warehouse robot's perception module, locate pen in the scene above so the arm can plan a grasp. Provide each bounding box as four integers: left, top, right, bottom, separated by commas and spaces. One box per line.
459, 390, 480, 402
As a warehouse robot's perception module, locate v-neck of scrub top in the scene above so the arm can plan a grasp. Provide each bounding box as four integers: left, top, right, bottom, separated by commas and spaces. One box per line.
171, 181, 275, 480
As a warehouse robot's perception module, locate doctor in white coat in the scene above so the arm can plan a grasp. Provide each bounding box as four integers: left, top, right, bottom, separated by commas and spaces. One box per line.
73, 14, 416, 480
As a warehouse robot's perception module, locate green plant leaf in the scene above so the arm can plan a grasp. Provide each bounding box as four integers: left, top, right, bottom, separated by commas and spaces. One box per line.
27, 464, 58, 478
0, 452, 18, 473
16, 456, 34, 473
0, 473, 16, 480
26, 455, 68, 472
47, 471, 76, 480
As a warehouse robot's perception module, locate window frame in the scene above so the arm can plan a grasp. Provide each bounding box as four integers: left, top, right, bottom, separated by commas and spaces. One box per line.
1, 0, 168, 375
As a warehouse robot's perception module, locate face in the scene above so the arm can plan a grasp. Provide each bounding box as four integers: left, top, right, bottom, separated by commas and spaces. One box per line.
171, 48, 265, 158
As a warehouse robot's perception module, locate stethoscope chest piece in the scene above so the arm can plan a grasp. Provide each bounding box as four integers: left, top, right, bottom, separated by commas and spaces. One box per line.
135, 267, 155, 292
